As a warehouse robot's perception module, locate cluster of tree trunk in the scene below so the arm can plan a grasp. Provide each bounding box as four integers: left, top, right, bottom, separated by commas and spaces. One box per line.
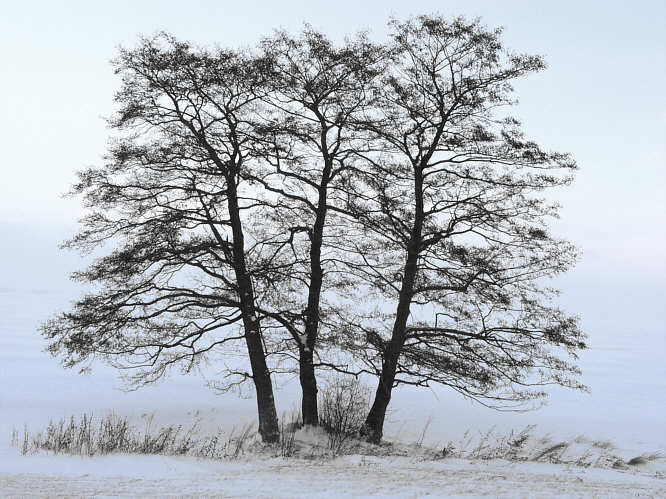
41, 15, 586, 444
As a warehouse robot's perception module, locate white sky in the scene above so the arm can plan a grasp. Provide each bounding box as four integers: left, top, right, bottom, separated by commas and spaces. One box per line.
2, 1, 664, 257
2, 0, 664, 320
1, 0, 664, 447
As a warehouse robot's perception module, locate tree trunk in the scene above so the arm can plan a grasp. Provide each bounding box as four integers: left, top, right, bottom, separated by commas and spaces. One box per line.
298, 160, 332, 426
227, 180, 280, 443
299, 347, 319, 425
361, 278, 415, 443
240, 299, 280, 443
362, 354, 397, 443
300, 214, 324, 426
362, 166, 424, 444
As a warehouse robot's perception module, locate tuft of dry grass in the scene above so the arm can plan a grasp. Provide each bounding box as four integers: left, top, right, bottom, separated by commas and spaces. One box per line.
318, 378, 369, 455
430, 426, 664, 471
11, 413, 261, 460
627, 452, 664, 466
533, 442, 569, 462
591, 440, 615, 450
437, 425, 535, 462
414, 416, 432, 448
278, 411, 300, 458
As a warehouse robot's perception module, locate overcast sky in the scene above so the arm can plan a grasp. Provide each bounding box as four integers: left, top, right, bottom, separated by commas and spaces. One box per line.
1, 0, 664, 445
3, 0, 664, 317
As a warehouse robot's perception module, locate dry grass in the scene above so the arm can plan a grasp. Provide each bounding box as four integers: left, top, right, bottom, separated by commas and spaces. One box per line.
627, 452, 663, 466
11, 411, 664, 472
436, 425, 536, 461
430, 425, 664, 470
533, 442, 569, 462
318, 377, 369, 455
12, 413, 264, 460
278, 411, 300, 458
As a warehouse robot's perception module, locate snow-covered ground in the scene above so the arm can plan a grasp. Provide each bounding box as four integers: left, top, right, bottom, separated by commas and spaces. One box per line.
1, 449, 665, 498
2, 418, 665, 497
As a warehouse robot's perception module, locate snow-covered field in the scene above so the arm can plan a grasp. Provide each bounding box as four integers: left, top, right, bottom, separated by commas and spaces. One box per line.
2, 419, 665, 498
1, 449, 665, 498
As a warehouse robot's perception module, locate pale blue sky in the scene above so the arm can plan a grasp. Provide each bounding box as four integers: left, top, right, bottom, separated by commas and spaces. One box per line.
2, 1, 664, 252
2, 0, 664, 319
1, 1, 664, 446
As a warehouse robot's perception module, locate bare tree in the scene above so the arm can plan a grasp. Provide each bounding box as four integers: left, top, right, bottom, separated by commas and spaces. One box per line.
41, 17, 586, 446
336, 16, 586, 443
247, 29, 384, 425
40, 35, 282, 442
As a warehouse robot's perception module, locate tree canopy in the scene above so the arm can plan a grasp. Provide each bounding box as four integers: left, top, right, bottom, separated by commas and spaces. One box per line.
42, 15, 585, 444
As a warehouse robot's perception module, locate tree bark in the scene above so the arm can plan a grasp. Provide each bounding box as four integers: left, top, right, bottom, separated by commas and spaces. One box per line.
362, 249, 419, 443
299, 152, 332, 426
299, 347, 319, 425
362, 166, 424, 444
227, 180, 280, 443
299, 197, 326, 426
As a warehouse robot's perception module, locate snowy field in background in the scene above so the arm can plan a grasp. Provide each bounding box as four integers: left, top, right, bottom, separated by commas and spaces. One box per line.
2, 287, 664, 450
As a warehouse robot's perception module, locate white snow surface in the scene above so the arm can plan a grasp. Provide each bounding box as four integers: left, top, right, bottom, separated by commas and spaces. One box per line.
1, 448, 665, 498
2, 427, 665, 497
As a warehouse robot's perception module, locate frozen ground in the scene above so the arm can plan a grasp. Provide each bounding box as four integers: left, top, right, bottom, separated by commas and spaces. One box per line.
2, 424, 665, 498
1, 449, 665, 498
